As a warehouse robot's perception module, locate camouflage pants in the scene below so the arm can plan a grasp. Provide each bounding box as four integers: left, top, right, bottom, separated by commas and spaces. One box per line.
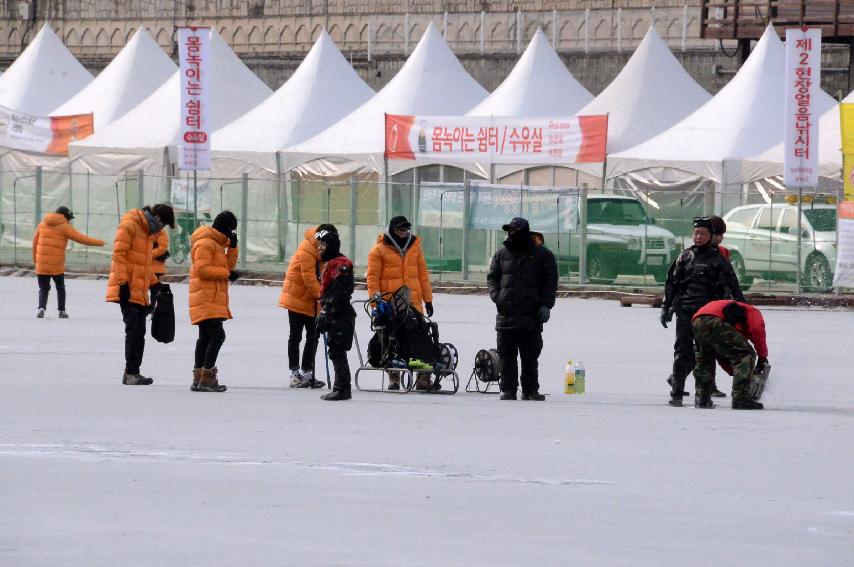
692, 316, 756, 400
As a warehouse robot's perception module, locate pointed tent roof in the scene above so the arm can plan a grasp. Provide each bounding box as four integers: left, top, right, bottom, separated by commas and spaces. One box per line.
608, 25, 837, 184
580, 27, 710, 153
70, 29, 272, 172
283, 23, 488, 174
211, 30, 375, 173
51, 27, 176, 130
0, 24, 92, 114
467, 28, 591, 116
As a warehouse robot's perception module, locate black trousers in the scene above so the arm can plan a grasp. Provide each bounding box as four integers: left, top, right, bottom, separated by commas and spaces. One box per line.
37, 274, 66, 311
195, 319, 226, 369
288, 311, 318, 372
328, 346, 352, 392
497, 329, 544, 395
670, 307, 697, 393
120, 302, 147, 375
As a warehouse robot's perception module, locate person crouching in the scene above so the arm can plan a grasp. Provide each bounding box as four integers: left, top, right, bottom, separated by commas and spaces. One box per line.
189, 211, 241, 393
316, 230, 357, 401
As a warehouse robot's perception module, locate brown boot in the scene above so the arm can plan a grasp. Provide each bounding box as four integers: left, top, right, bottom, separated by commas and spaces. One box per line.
387, 371, 400, 391
191, 368, 202, 392
415, 372, 433, 391
196, 367, 227, 392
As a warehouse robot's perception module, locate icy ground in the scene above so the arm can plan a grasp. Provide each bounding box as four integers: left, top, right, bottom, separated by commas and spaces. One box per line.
1, 276, 852, 566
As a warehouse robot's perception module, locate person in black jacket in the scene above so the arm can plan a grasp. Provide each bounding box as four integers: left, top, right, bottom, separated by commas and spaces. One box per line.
660, 216, 745, 407
315, 230, 357, 401
487, 217, 559, 401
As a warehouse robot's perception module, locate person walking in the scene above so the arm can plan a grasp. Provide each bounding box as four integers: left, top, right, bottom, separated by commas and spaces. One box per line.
32, 206, 105, 318
188, 211, 240, 393
691, 300, 768, 410
487, 217, 558, 401
366, 215, 434, 390
314, 230, 357, 401
660, 216, 745, 406
105, 203, 175, 385
278, 224, 336, 389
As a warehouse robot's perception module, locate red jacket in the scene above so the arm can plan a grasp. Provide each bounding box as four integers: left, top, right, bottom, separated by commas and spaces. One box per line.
718, 245, 730, 261
693, 300, 768, 359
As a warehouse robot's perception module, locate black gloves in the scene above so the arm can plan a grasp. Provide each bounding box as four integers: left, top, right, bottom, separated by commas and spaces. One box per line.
154, 251, 170, 262
538, 306, 551, 323
660, 305, 673, 328
228, 270, 241, 282
315, 311, 328, 333
119, 283, 131, 304
228, 231, 238, 248
755, 357, 769, 373
425, 302, 434, 318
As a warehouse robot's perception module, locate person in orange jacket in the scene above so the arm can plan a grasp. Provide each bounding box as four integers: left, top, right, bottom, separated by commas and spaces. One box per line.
189, 211, 240, 393
278, 223, 337, 389
366, 215, 434, 390
32, 206, 105, 318
149, 228, 170, 305
106, 203, 175, 386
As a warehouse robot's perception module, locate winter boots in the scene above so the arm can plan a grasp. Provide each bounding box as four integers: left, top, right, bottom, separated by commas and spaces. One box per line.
196, 367, 227, 392
122, 372, 153, 385
414, 372, 433, 391
732, 398, 764, 410
321, 389, 352, 401
695, 389, 715, 409
711, 386, 727, 398
500, 391, 517, 400
58, 311, 69, 319
387, 372, 401, 391
36, 308, 45, 319
521, 392, 546, 401
294, 370, 324, 389
191, 368, 202, 391
666, 375, 689, 397
289, 369, 303, 388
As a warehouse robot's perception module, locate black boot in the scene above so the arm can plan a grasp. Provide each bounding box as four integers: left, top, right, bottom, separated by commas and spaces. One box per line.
711, 386, 727, 398
521, 392, 546, 401
321, 389, 351, 401
500, 391, 517, 400
732, 398, 764, 410
695, 388, 715, 409
667, 375, 689, 397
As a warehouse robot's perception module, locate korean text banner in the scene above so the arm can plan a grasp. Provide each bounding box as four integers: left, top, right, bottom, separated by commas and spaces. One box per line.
385, 114, 608, 164
840, 104, 854, 201
178, 27, 211, 171
783, 28, 821, 187
0, 105, 93, 155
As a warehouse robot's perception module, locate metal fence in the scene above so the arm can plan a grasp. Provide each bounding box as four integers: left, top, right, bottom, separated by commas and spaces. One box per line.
0, 166, 841, 293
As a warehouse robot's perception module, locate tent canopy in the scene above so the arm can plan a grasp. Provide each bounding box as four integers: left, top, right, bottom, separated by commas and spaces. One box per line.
69, 29, 272, 175
467, 28, 591, 117
607, 25, 837, 186
211, 30, 374, 175
283, 22, 488, 176
0, 24, 92, 114
51, 27, 176, 130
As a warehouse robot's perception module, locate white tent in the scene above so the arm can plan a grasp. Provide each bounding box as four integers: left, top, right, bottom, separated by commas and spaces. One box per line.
210, 30, 374, 177
51, 27, 176, 130
580, 27, 710, 155
607, 25, 837, 205
467, 29, 591, 117
0, 24, 92, 114
283, 23, 488, 177
69, 29, 272, 178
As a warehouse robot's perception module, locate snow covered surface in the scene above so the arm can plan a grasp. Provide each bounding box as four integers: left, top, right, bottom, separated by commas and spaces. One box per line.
1, 276, 852, 566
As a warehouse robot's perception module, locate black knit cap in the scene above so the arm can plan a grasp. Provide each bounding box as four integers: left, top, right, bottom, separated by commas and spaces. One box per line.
709, 215, 727, 235
693, 216, 713, 231
56, 206, 74, 220
389, 216, 411, 230
212, 210, 237, 235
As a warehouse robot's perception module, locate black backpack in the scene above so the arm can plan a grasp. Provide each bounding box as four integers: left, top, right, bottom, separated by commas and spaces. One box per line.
150, 284, 175, 344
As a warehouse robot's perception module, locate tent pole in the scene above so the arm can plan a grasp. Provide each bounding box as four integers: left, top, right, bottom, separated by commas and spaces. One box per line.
276, 152, 286, 261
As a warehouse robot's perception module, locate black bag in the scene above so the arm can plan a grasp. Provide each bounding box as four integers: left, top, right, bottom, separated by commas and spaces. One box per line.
150, 283, 175, 344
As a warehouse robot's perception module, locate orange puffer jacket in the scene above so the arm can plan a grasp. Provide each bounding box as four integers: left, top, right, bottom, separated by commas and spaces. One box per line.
105, 209, 158, 306
32, 213, 105, 275
189, 225, 238, 325
366, 232, 433, 313
278, 227, 321, 317
151, 230, 169, 276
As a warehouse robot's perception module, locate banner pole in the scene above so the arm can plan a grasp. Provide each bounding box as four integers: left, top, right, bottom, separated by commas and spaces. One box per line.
193, 169, 198, 230
796, 187, 802, 294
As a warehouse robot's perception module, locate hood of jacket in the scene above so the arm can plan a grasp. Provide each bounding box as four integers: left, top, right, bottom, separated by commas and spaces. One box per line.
378, 231, 419, 255
43, 213, 69, 227
299, 226, 320, 260
191, 225, 229, 247
121, 209, 150, 233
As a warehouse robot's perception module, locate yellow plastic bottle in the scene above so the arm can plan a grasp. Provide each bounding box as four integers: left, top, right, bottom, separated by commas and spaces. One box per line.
564, 360, 575, 394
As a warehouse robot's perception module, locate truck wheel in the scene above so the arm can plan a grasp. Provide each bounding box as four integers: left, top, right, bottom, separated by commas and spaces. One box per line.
801, 254, 832, 293
587, 250, 615, 284
730, 252, 753, 291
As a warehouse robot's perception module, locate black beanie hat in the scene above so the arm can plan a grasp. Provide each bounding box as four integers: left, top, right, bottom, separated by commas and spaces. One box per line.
212, 210, 238, 235
693, 216, 713, 231
56, 206, 74, 220
389, 216, 411, 231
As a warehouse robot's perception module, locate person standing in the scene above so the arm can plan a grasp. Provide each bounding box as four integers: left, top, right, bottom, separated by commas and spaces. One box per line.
315, 230, 357, 401
692, 300, 768, 410
366, 215, 434, 390
32, 206, 105, 318
188, 211, 240, 393
106, 203, 175, 385
487, 217, 558, 401
278, 224, 336, 389
660, 217, 745, 406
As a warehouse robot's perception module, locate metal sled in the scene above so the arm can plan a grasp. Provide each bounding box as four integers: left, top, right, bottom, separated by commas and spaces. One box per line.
465, 348, 502, 394
351, 298, 459, 395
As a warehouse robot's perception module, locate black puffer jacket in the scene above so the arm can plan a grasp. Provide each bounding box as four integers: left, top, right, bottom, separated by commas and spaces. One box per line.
487, 233, 559, 331
663, 244, 744, 314
317, 255, 356, 350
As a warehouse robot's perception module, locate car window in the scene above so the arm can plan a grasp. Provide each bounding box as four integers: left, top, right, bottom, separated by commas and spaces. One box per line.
587, 199, 648, 225
725, 207, 759, 229
756, 206, 783, 231
779, 208, 798, 234
803, 208, 837, 231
